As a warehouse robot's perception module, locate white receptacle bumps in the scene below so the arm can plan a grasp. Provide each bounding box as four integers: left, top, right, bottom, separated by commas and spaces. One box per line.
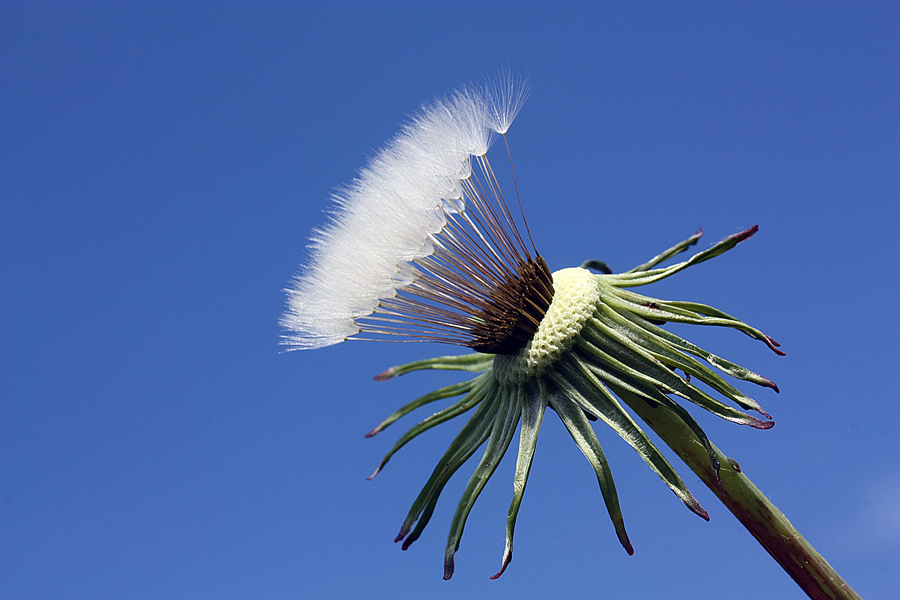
494, 267, 598, 384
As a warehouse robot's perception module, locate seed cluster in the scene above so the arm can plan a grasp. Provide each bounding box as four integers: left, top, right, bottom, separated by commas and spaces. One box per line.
469, 255, 554, 354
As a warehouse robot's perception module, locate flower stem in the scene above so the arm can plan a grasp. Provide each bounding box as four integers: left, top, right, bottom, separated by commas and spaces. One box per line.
615, 387, 862, 600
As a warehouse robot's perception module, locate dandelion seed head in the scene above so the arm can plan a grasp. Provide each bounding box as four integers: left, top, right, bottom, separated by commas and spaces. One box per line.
283, 80, 786, 580
282, 77, 548, 351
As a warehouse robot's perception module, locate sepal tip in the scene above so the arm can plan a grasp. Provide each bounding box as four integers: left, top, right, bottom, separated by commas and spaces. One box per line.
733, 224, 759, 244
374, 368, 398, 381
443, 557, 455, 580
490, 549, 512, 580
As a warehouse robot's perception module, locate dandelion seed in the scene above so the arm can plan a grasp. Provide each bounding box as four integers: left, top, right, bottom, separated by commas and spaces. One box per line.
282, 80, 783, 580
281, 81, 543, 353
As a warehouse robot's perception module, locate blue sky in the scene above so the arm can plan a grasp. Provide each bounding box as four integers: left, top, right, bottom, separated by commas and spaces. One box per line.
2, 2, 898, 599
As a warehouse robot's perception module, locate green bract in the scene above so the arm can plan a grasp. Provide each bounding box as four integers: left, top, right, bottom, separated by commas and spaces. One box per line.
368, 227, 782, 579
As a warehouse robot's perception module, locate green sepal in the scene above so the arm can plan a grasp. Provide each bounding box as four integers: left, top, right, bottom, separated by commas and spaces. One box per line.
395, 382, 501, 549
604, 285, 782, 355
580, 259, 613, 274
606, 301, 780, 393
572, 343, 723, 487
625, 229, 703, 273
367, 376, 489, 479
366, 378, 482, 439
374, 352, 494, 381
609, 379, 723, 491
551, 359, 708, 520
548, 383, 633, 556
591, 303, 769, 415
443, 387, 521, 579
492, 381, 548, 579
578, 318, 771, 429
607, 225, 757, 287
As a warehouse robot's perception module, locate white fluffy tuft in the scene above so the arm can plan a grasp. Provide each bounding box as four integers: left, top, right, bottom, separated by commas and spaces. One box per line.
282, 80, 527, 349
486, 71, 530, 135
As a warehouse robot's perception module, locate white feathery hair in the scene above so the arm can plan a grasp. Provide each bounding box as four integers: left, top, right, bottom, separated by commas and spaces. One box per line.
282, 78, 529, 349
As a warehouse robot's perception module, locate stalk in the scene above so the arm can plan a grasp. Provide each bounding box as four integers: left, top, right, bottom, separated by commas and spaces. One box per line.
617, 386, 862, 600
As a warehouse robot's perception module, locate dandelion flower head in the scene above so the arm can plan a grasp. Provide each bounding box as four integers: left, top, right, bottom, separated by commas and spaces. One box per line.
282, 79, 783, 580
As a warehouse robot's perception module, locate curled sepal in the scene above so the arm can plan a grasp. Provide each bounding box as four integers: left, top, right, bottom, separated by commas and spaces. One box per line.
625, 229, 703, 273
626, 382, 725, 492
573, 352, 724, 489
605, 286, 783, 356
365, 378, 482, 439
663, 300, 785, 356
444, 387, 521, 580
395, 384, 501, 549
548, 384, 633, 556
607, 225, 758, 287
592, 305, 770, 416
580, 259, 613, 274
577, 321, 773, 430
492, 381, 548, 580
367, 377, 490, 479
550, 359, 708, 520
374, 352, 494, 381
608, 303, 780, 393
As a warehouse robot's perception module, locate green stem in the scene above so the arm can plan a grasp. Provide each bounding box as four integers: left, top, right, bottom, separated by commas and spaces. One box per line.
616, 387, 862, 600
